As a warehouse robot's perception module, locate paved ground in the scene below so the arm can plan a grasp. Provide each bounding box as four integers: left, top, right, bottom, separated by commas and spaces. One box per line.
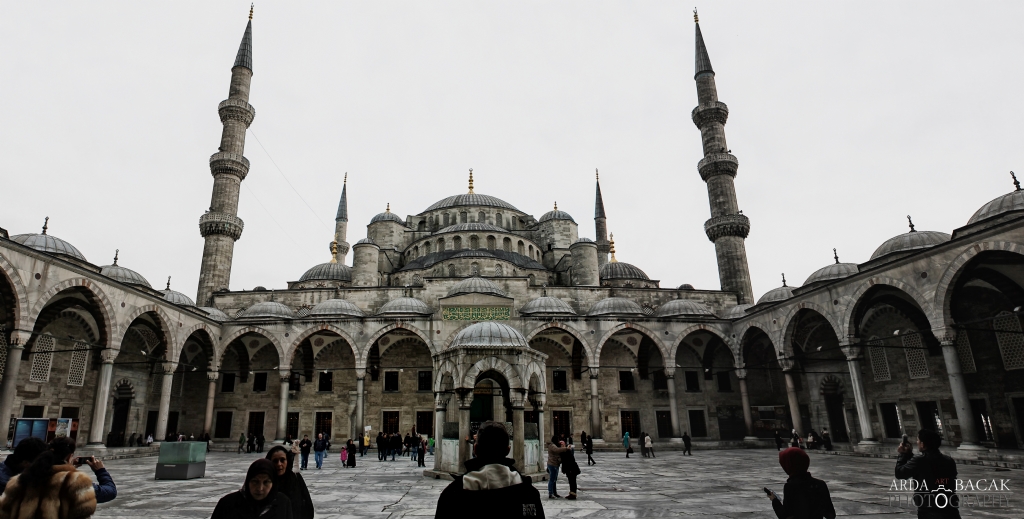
89, 449, 1019, 518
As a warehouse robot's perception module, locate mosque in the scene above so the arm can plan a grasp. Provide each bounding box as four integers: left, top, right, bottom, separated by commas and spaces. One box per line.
1, 11, 1022, 473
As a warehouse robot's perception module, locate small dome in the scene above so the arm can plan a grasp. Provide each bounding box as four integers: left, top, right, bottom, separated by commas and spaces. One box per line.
10, 233, 87, 262
425, 193, 520, 212
355, 238, 377, 245
370, 211, 406, 225
447, 277, 507, 298
519, 297, 577, 316
162, 289, 196, 307
721, 304, 753, 319
870, 230, 951, 261
573, 238, 595, 244
100, 264, 151, 288
437, 223, 507, 233
198, 307, 229, 321
757, 285, 795, 305
299, 262, 352, 282
600, 262, 650, 281
588, 297, 644, 316
239, 301, 295, 319
309, 299, 365, 317
450, 321, 529, 348
655, 299, 715, 318
377, 297, 433, 316
968, 189, 1024, 224
678, 284, 695, 290
253, 286, 268, 292
538, 209, 575, 224
803, 262, 859, 286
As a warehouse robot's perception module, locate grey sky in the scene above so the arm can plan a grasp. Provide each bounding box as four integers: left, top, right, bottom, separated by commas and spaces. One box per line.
2, 2, 1021, 301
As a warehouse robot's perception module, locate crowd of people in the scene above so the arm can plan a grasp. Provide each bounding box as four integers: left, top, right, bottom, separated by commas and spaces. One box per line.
774, 428, 834, 451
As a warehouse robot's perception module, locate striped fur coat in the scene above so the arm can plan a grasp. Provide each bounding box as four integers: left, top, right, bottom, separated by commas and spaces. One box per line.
0, 464, 96, 519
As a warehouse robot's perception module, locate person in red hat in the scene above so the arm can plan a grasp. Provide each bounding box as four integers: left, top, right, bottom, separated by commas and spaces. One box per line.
766, 447, 836, 519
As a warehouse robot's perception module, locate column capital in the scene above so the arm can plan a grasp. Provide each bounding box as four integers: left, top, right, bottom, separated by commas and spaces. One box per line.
435, 392, 451, 408
589, 371, 599, 380
663, 367, 676, 378
509, 389, 526, 409
530, 393, 546, 409
99, 349, 119, 363
734, 368, 747, 379
160, 361, 178, 374
841, 345, 863, 361
778, 358, 796, 371
207, 371, 220, 382
8, 330, 32, 347
931, 327, 957, 346
456, 388, 474, 408
354, 367, 367, 379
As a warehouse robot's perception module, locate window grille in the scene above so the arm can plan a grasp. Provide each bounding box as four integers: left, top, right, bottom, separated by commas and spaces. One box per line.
0, 325, 7, 379
902, 334, 929, 379
955, 332, 977, 374
66, 341, 89, 386
30, 334, 55, 383
868, 339, 890, 382
994, 311, 1024, 370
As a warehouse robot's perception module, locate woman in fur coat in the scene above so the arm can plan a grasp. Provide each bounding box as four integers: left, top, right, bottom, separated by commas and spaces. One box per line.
0, 437, 96, 519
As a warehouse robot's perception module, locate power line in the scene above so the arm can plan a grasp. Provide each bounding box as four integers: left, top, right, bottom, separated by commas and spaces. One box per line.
248, 128, 331, 230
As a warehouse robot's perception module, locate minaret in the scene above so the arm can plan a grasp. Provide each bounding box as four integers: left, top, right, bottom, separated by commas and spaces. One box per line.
691, 11, 754, 304
333, 173, 350, 262
594, 169, 610, 267
196, 10, 256, 306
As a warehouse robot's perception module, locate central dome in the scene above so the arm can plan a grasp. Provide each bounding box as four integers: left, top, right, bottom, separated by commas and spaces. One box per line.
447, 277, 507, 298
424, 193, 520, 213
299, 262, 352, 282
450, 321, 529, 348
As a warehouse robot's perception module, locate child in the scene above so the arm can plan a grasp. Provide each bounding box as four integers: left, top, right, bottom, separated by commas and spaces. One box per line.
340, 444, 348, 467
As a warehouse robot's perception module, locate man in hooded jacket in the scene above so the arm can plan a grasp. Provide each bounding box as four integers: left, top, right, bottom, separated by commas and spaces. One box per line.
434, 421, 544, 519
768, 447, 836, 519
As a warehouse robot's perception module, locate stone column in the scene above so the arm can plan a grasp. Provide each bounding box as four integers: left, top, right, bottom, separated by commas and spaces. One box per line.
665, 369, 680, 438
355, 376, 365, 442
511, 390, 526, 473
935, 331, 984, 451
0, 331, 30, 444
154, 362, 176, 443
203, 372, 218, 436
736, 368, 756, 440
433, 393, 450, 471
87, 350, 118, 446
841, 343, 877, 445
589, 373, 601, 439
780, 361, 803, 437
275, 375, 290, 442
534, 394, 546, 451
457, 390, 473, 473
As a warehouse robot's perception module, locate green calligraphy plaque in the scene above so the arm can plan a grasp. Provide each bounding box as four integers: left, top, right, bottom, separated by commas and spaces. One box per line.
441, 307, 511, 321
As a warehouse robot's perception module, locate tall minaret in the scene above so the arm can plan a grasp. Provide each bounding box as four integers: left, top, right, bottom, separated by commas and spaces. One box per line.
333, 174, 350, 263
196, 10, 256, 306
691, 11, 753, 304
594, 169, 610, 267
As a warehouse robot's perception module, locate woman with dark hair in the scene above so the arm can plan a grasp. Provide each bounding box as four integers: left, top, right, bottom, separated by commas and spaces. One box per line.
346, 440, 356, 468
211, 459, 293, 519
0, 437, 96, 519
265, 446, 313, 519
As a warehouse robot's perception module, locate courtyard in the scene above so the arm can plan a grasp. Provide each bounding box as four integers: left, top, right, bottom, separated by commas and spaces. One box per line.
88, 448, 1018, 518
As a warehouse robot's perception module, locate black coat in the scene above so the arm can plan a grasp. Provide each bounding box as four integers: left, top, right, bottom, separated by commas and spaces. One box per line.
895, 450, 962, 518
434, 458, 544, 519
770, 472, 836, 519
299, 439, 312, 454
211, 490, 294, 519
584, 438, 593, 455
560, 448, 581, 477
313, 438, 330, 452
275, 472, 313, 519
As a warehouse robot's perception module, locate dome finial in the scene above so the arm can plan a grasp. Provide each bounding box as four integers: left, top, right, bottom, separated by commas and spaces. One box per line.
781, 273, 787, 287
693, 8, 699, 23
113, 249, 119, 266
386, 203, 391, 213
907, 215, 916, 232
1012, 171, 1021, 191
166, 276, 172, 290
554, 201, 558, 211
468, 168, 474, 194
609, 232, 618, 263
41, 216, 49, 235
249, 3, 254, 20
833, 248, 839, 264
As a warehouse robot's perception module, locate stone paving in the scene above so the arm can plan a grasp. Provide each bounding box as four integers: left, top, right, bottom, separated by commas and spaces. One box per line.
88, 449, 1020, 518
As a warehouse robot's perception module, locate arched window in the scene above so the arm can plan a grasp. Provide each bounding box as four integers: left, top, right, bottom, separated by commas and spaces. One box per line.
528, 245, 534, 257
438, 238, 445, 251
414, 246, 420, 257
503, 237, 512, 252
487, 236, 496, 250
478, 211, 486, 223
995, 311, 1024, 370
443, 213, 450, 226
528, 274, 536, 286
496, 213, 503, 228
453, 236, 462, 250
424, 242, 432, 254
518, 241, 525, 255
470, 235, 479, 249
448, 264, 456, 277
471, 262, 480, 276
418, 221, 426, 232
495, 264, 504, 277
460, 212, 468, 223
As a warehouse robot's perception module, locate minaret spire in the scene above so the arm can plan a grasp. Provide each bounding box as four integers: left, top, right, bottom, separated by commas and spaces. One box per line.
333, 174, 350, 262
691, 15, 754, 304
196, 12, 257, 306
595, 169, 610, 267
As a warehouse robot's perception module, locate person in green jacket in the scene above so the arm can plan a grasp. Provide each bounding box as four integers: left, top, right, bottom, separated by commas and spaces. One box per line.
428, 437, 435, 456
623, 431, 631, 458
238, 433, 246, 454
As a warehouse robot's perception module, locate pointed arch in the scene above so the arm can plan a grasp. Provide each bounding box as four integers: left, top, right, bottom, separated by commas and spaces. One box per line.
434, 359, 459, 392
217, 326, 285, 367
0, 251, 28, 333
777, 301, 843, 356
285, 323, 359, 368
360, 322, 433, 367
462, 356, 523, 390
178, 323, 219, 370
523, 361, 546, 393
934, 241, 1024, 330
737, 324, 778, 366
121, 304, 177, 358
667, 323, 731, 369
26, 278, 117, 348
524, 322, 594, 365
839, 275, 937, 338
594, 322, 670, 365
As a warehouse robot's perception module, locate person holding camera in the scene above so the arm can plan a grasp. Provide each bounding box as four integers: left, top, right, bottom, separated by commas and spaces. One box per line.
76, 455, 117, 504
765, 447, 836, 519
0, 438, 47, 493
895, 429, 961, 519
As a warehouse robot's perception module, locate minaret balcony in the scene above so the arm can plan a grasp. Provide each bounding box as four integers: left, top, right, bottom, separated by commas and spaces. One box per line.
704, 214, 750, 241
697, 152, 738, 181
218, 98, 256, 126
691, 101, 729, 128
199, 212, 245, 240
209, 152, 251, 179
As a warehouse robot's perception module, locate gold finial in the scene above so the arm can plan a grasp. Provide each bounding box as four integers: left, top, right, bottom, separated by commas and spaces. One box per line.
344, 172, 347, 184
596, 168, 599, 180
833, 248, 839, 264
1012, 171, 1020, 191
41, 216, 49, 235
693, 8, 699, 23
468, 168, 474, 194
330, 240, 339, 264
166, 276, 172, 290
386, 203, 391, 213
249, 4, 254, 21
609, 232, 618, 263
113, 249, 119, 266
554, 201, 558, 211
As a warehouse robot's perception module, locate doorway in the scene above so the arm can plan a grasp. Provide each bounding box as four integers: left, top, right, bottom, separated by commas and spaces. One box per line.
214, 411, 233, 439
656, 411, 672, 438
314, 412, 332, 439
247, 412, 265, 437
915, 401, 940, 433
824, 395, 849, 442
620, 411, 640, 439
287, 412, 299, 440
687, 409, 708, 437
552, 411, 571, 440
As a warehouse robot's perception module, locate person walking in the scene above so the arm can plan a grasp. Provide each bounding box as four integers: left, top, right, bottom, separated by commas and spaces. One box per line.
560, 440, 581, 500
376, 432, 385, 461
0, 437, 96, 519
298, 435, 312, 470
340, 442, 348, 468
821, 428, 833, 451
639, 431, 648, 458
266, 446, 313, 519
417, 439, 426, 467
645, 433, 655, 458
766, 447, 836, 519
363, 432, 370, 457
622, 431, 632, 458
774, 430, 784, 451
313, 433, 329, 469
211, 459, 293, 519
247, 433, 255, 454
257, 433, 266, 454
790, 429, 801, 448
895, 429, 961, 519
682, 431, 692, 455
346, 440, 357, 468
434, 421, 544, 518
390, 433, 401, 461
582, 431, 595, 465
428, 436, 435, 456
546, 435, 569, 499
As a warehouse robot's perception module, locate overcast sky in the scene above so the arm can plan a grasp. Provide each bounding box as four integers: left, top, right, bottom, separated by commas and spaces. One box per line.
2, 2, 1022, 302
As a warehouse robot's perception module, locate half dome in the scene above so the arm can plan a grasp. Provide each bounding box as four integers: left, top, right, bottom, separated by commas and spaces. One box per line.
655, 299, 715, 318
238, 301, 295, 319
299, 262, 352, 282
803, 263, 859, 286
600, 262, 650, 281
309, 299, 365, 317
100, 264, 152, 288
10, 233, 87, 262
588, 297, 644, 316
198, 307, 230, 321
377, 297, 433, 316
721, 304, 753, 320
447, 277, 507, 298
968, 189, 1024, 224
450, 321, 529, 348
870, 231, 951, 261
757, 286, 795, 305
519, 297, 577, 316
425, 193, 520, 212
